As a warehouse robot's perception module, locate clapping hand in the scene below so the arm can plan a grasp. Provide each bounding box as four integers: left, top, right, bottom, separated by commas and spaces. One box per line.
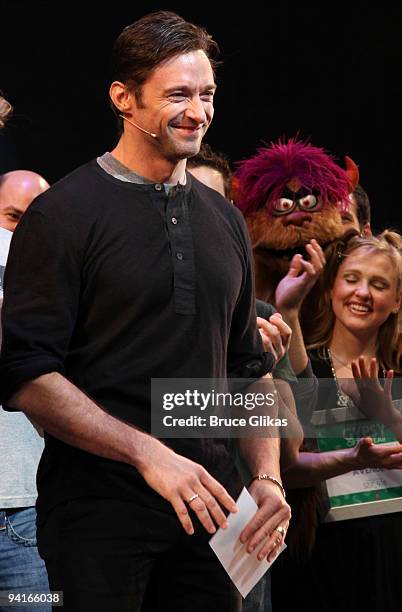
275, 239, 325, 316
257, 312, 292, 364
349, 357, 398, 428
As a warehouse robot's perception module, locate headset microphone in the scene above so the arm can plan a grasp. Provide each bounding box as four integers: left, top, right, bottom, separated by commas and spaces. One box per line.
119, 115, 157, 139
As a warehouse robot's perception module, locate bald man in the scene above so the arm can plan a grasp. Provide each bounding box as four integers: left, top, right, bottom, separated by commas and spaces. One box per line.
0, 170, 49, 232
0, 169, 50, 611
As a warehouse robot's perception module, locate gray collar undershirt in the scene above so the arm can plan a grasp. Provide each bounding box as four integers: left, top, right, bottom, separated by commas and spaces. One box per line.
97, 152, 186, 194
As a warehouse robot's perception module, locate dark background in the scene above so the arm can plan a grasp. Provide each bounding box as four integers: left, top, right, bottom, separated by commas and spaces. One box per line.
1, 1, 400, 231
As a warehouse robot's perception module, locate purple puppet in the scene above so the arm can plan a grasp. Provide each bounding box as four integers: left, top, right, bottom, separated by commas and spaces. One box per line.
235, 137, 359, 303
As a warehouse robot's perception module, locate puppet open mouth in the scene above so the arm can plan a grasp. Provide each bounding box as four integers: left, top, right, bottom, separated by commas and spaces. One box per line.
282, 213, 313, 227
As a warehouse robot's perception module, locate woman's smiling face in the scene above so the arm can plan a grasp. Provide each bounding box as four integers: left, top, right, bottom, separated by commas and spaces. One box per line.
331, 247, 401, 336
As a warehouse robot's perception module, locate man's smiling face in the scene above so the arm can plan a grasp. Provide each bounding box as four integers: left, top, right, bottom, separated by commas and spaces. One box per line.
132, 50, 216, 162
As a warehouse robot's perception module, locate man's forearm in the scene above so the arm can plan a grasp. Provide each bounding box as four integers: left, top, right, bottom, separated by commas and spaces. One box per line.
237, 375, 281, 480
238, 436, 281, 481
9, 371, 239, 535
9, 372, 156, 471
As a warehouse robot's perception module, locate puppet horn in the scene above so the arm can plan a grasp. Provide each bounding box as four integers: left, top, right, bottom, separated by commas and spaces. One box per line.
231, 175, 241, 205
344, 156, 359, 191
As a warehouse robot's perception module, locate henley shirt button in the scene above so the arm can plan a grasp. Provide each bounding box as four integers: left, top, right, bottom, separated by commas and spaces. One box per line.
155, 183, 163, 191
171, 217, 178, 225
176, 252, 184, 261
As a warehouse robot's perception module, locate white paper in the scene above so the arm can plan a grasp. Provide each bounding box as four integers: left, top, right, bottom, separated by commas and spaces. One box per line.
209, 487, 286, 598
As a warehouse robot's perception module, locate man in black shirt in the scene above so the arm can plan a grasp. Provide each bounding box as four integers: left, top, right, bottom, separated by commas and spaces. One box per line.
0, 11, 290, 611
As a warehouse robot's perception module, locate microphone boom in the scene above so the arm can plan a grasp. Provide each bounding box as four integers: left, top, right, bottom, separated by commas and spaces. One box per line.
119, 115, 157, 138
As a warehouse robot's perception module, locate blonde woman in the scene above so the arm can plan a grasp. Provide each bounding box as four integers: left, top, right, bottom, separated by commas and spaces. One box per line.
272, 231, 402, 612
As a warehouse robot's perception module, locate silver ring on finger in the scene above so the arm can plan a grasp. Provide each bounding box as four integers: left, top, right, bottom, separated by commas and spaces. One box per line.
187, 494, 199, 504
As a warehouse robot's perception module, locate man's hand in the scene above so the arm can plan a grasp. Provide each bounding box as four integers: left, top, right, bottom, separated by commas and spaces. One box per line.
139, 439, 238, 535
9, 372, 238, 536
275, 239, 325, 316
257, 313, 292, 363
240, 479, 291, 562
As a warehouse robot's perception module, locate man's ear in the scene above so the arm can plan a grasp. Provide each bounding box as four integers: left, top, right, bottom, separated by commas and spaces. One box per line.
361, 223, 372, 237
109, 81, 134, 114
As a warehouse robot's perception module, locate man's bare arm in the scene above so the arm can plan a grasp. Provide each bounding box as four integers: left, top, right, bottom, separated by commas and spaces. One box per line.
236, 375, 291, 561
238, 433, 291, 561
10, 372, 237, 534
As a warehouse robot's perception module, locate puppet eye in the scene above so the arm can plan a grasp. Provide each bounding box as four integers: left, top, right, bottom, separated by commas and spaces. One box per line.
298, 195, 318, 210
272, 198, 295, 214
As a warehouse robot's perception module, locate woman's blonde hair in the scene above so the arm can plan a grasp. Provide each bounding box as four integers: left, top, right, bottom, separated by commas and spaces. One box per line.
307, 230, 402, 372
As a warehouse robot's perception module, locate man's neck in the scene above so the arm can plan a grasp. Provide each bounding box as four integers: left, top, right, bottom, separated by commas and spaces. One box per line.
111, 134, 186, 185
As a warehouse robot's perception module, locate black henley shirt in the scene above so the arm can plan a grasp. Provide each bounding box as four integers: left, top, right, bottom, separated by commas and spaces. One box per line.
0, 159, 273, 515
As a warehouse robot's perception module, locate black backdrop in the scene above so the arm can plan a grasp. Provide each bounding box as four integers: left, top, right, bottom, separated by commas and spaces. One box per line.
1, 1, 400, 231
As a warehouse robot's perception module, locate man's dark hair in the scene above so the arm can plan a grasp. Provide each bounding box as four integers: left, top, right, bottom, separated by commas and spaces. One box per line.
110, 11, 219, 127
187, 143, 233, 199
353, 183, 371, 227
